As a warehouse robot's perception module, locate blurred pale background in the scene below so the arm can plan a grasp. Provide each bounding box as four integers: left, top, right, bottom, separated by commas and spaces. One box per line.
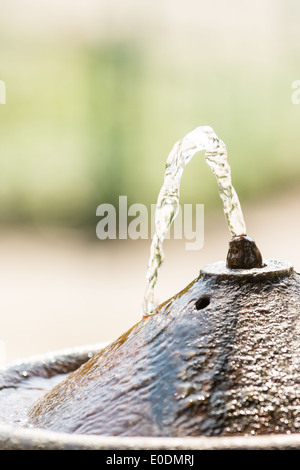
0, 0, 300, 361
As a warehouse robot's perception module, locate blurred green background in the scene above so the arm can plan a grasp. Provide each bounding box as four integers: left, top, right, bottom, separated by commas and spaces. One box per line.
1, 0, 299, 231
1, 0, 300, 361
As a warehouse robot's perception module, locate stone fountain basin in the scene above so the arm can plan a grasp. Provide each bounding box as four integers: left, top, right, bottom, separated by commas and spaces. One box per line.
1, 343, 300, 450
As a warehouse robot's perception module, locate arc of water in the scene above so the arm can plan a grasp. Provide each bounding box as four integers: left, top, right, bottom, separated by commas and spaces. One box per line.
143, 126, 246, 317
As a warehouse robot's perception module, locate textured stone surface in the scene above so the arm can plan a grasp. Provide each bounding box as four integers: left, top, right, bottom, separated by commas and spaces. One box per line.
27, 260, 300, 437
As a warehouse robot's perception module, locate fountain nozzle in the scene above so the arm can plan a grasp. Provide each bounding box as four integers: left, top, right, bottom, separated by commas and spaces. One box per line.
226, 235, 263, 270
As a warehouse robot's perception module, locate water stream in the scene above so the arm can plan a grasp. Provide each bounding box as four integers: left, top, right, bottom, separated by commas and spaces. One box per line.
143, 126, 247, 316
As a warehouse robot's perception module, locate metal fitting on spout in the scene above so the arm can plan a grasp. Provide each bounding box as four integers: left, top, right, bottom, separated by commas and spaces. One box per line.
226, 235, 263, 270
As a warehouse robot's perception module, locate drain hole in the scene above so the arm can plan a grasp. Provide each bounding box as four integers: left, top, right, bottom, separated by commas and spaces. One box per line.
195, 296, 210, 310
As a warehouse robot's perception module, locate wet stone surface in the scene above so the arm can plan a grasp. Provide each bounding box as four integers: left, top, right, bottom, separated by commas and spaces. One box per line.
25, 261, 300, 437
0, 345, 101, 427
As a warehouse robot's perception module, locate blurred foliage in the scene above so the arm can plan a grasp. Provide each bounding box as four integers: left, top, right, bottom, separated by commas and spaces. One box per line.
0, 1, 300, 231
